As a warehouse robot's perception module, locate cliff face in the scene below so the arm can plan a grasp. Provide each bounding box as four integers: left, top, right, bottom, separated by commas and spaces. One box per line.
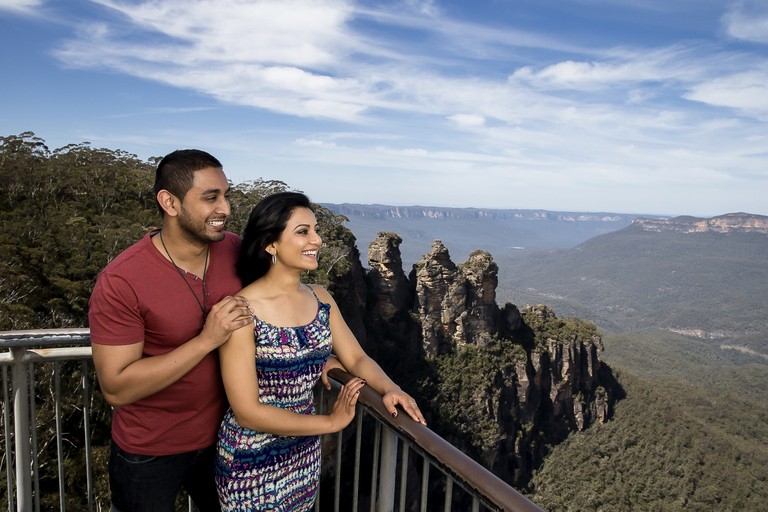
366, 235, 613, 487
634, 213, 768, 234
327, 203, 634, 223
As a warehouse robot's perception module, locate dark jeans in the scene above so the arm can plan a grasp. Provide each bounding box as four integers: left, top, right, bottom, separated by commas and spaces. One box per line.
109, 439, 221, 512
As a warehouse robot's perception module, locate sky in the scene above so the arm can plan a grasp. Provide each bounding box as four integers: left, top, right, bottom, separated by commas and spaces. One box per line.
1, 0, 767, 217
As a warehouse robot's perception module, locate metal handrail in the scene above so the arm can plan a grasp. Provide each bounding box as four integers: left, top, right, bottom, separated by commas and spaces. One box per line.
1, 329, 543, 512
328, 369, 544, 512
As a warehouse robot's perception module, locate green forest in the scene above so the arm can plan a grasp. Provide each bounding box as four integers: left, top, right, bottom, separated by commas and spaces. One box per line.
0, 132, 351, 332
2, 132, 767, 510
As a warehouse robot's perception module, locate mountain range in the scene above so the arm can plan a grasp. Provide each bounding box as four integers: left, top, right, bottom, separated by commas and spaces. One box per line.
322, 203, 658, 267
326, 205, 768, 401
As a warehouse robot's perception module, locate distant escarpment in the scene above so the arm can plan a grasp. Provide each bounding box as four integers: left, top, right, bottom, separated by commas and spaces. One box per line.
328, 203, 633, 223
360, 232, 615, 488
633, 212, 768, 234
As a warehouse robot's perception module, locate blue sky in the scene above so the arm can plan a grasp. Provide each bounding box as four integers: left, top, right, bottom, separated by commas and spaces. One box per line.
1, 0, 767, 216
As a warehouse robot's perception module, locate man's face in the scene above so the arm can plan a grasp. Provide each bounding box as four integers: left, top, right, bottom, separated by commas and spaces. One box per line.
176, 167, 231, 244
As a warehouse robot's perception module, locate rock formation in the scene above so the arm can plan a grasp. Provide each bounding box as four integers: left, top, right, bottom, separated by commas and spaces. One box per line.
367, 232, 412, 322
408, 242, 503, 353
363, 233, 614, 487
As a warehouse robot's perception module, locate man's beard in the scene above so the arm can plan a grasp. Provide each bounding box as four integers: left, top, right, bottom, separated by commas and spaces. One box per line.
177, 205, 226, 244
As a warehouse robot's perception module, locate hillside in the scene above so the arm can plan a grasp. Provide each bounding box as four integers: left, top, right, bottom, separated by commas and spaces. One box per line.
492, 215, 768, 401
529, 368, 768, 511
496, 217, 768, 342
322, 203, 645, 267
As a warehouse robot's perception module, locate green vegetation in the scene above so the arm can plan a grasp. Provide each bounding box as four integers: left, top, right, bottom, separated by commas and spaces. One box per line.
601, 330, 768, 405
529, 368, 768, 511
0, 132, 354, 331
426, 335, 528, 457
521, 305, 599, 349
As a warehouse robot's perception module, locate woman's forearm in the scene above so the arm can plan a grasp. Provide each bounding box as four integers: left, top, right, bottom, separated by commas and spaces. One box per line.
345, 355, 400, 395
231, 402, 337, 436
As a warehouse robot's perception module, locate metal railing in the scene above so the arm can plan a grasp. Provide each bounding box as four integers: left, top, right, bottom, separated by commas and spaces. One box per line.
1, 329, 543, 512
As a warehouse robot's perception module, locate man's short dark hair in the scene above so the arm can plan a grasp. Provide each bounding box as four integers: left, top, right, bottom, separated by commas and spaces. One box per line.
154, 149, 223, 216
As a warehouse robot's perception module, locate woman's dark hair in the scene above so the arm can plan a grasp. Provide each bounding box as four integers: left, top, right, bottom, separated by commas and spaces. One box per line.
238, 192, 314, 285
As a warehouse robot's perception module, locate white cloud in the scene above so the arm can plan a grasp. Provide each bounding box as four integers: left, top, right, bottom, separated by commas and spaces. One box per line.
508, 46, 708, 91
722, 0, 768, 44
685, 70, 768, 115
448, 114, 485, 128
90, 0, 356, 67
0, 0, 42, 14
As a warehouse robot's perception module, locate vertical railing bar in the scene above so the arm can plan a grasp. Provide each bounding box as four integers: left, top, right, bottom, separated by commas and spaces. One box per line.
471, 496, 480, 512
443, 477, 453, 512
379, 427, 398, 512
80, 361, 93, 512
334, 428, 342, 512
369, 421, 381, 512
12, 346, 33, 512
54, 362, 66, 512
29, 362, 40, 512
419, 458, 429, 512
398, 442, 409, 512
351, 409, 362, 512
3, 363, 16, 512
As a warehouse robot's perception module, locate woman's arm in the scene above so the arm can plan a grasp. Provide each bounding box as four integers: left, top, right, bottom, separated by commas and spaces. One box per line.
319, 354, 346, 390
311, 285, 427, 425
219, 322, 365, 435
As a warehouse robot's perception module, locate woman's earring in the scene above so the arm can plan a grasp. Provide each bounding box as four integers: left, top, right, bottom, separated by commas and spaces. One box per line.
271, 252, 277, 265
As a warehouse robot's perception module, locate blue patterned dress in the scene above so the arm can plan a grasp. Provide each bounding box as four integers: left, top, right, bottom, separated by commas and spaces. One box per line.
215, 286, 333, 511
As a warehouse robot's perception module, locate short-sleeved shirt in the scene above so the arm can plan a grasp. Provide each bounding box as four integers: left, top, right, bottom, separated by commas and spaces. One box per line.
89, 230, 242, 455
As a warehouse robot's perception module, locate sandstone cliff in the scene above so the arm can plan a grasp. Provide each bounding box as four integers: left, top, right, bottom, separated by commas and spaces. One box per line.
362, 234, 613, 487
633, 212, 768, 234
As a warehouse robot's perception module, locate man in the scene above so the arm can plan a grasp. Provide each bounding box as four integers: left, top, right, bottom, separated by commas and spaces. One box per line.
89, 150, 252, 511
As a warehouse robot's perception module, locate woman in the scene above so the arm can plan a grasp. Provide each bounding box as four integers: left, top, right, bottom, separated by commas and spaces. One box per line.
215, 192, 426, 511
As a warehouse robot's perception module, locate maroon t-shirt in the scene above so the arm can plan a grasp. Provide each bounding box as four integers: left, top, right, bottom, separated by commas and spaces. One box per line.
89, 230, 242, 455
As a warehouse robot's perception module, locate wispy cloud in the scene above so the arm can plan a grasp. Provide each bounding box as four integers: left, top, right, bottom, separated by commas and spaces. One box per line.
0, 0, 42, 15
722, 0, 768, 44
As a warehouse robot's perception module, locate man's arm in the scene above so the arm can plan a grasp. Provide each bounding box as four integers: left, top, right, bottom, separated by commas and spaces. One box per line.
93, 295, 252, 408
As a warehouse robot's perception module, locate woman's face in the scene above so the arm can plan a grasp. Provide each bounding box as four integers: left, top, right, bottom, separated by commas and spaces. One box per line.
270, 207, 322, 271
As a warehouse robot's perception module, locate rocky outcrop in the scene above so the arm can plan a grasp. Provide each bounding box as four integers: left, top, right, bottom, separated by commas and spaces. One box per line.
409, 241, 465, 354
410, 242, 501, 353
367, 232, 412, 321
633, 213, 768, 234
365, 233, 614, 486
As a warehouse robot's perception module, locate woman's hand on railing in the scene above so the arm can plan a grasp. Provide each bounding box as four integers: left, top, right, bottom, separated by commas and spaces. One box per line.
328, 377, 366, 431
383, 389, 427, 426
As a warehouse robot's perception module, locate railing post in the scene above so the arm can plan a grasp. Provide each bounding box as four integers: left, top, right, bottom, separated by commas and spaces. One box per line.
3, 364, 17, 512
11, 347, 33, 512
378, 427, 398, 512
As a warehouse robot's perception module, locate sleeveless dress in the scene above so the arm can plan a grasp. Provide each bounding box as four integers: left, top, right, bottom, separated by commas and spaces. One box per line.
215, 286, 333, 511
